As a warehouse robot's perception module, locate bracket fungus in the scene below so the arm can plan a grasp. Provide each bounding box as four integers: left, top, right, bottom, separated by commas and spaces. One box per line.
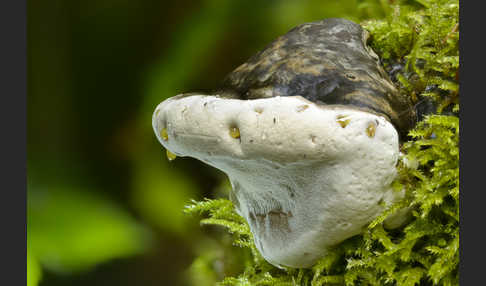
152, 18, 416, 268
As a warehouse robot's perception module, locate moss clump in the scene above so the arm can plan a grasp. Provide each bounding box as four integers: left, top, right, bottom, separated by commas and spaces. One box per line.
185, 0, 459, 285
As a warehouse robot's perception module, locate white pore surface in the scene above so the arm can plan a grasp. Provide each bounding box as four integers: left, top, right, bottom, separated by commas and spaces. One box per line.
153, 94, 402, 268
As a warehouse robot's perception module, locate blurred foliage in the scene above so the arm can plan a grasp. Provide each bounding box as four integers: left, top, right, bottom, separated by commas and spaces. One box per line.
27, 0, 457, 285
28, 187, 152, 274
131, 157, 199, 235
28, 247, 42, 286
185, 0, 459, 285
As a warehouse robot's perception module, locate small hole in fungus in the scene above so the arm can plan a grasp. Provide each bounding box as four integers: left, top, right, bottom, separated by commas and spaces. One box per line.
181, 106, 188, 115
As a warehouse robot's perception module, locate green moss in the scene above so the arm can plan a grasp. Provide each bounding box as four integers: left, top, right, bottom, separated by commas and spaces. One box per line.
186, 0, 459, 284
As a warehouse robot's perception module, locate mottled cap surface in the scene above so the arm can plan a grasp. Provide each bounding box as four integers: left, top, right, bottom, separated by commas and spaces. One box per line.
216, 18, 416, 138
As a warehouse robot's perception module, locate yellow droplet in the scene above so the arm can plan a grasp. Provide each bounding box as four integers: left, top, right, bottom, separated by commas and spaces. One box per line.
161, 128, 168, 141
229, 127, 240, 139
337, 119, 351, 128
296, 105, 309, 112
336, 115, 350, 128
166, 149, 177, 161
366, 122, 376, 138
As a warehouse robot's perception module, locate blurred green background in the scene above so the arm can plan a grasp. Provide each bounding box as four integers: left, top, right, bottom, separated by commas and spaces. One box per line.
27, 0, 397, 285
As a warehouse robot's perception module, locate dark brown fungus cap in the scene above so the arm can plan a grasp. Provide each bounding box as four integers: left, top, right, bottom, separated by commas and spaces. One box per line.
215, 18, 416, 140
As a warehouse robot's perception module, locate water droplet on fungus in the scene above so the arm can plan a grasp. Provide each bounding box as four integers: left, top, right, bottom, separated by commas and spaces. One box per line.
336, 115, 350, 128
337, 119, 350, 128
229, 126, 241, 139
166, 149, 177, 161
161, 128, 169, 141
366, 122, 376, 138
